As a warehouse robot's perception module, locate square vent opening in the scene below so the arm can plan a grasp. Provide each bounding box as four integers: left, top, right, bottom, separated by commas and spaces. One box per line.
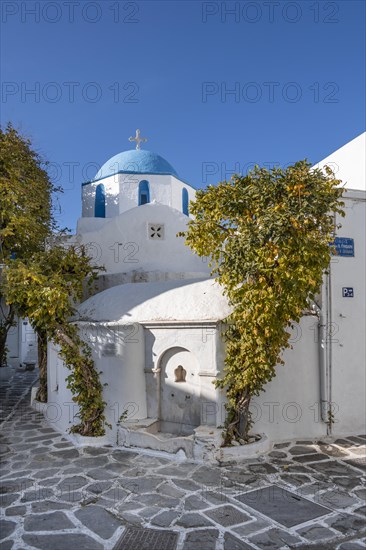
148, 223, 165, 240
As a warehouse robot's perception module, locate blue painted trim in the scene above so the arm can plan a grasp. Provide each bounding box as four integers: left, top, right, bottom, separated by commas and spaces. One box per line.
182, 187, 189, 216
138, 180, 150, 206
94, 183, 106, 218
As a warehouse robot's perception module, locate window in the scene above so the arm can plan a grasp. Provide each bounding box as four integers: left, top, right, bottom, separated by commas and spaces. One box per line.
138, 180, 150, 206
182, 188, 189, 216
94, 183, 106, 218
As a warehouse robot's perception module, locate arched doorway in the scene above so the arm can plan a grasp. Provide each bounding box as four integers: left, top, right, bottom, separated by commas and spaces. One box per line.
159, 347, 201, 435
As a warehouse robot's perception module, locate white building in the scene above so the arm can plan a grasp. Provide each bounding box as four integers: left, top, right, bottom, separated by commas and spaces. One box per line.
46, 132, 366, 459
4, 315, 37, 368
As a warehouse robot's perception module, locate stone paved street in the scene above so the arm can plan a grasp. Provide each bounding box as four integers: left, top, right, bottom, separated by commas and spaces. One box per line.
1, 366, 365, 549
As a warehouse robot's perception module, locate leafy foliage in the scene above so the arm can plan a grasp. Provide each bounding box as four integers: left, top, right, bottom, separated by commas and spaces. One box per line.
0, 124, 58, 366
0, 124, 57, 261
0, 124, 106, 436
181, 161, 344, 443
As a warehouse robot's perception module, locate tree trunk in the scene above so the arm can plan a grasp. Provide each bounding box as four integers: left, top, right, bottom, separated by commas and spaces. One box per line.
224, 388, 252, 445
0, 327, 8, 367
36, 329, 47, 402
237, 389, 252, 440
0, 304, 15, 367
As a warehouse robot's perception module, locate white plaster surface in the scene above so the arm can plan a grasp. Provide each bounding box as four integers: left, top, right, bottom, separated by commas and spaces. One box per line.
249, 316, 328, 441
76, 278, 232, 323
76, 203, 210, 276
329, 190, 366, 435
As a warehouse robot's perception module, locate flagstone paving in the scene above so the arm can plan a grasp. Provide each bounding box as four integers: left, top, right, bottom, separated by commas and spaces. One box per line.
0, 366, 365, 549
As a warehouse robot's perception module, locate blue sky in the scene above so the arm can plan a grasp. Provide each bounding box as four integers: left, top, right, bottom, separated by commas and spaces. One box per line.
1, 0, 365, 230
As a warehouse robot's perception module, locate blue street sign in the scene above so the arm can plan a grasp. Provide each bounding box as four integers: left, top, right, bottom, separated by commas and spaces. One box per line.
333, 237, 355, 257
342, 287, 354, 298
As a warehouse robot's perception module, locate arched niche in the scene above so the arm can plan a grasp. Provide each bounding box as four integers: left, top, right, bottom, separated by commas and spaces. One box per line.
174, 365, 186, 383
158, 346, 200, 434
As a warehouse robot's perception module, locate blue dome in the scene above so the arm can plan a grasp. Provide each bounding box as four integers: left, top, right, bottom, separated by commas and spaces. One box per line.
94, 149, 178, 180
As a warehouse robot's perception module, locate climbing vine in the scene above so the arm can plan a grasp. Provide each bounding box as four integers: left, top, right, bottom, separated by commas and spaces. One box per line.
54, 323, 107, 436
181, 161, 344, 444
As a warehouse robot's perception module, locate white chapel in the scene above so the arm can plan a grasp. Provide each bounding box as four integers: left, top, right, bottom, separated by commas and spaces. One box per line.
45, 131, 366, 459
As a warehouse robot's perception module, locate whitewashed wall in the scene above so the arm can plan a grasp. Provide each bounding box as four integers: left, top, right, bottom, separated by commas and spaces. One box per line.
46, 324, 146, 441
76, 204, 210, 277
330, 190, 366, 435
46, 342, 78, 434
247, 316, 327, 441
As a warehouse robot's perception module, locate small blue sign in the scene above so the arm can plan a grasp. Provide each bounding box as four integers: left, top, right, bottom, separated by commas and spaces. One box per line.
342, 287, 354, 298
333, 237, 354, 257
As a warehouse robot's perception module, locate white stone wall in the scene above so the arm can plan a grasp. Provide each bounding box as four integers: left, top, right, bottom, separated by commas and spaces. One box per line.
329, 190, 366, 435
46, 342, 78, 434
85, 323, 147, 441
76, 203, 210, 277
46, 324, 146, 442
247, 316, 326, 441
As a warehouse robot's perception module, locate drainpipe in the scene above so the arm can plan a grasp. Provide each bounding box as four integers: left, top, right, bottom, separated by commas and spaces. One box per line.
326, 259, 333, 435
315, 207, 338, 435
312, 281, 330, 430
318, 303, 329, 425
316, 267, 333, 433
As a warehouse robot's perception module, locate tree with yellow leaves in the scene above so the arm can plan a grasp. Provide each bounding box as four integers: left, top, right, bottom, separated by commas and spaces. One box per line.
181, 161, 344, 444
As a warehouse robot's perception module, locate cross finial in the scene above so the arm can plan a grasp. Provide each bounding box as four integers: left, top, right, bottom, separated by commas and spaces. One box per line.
129, 129, 147, 150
